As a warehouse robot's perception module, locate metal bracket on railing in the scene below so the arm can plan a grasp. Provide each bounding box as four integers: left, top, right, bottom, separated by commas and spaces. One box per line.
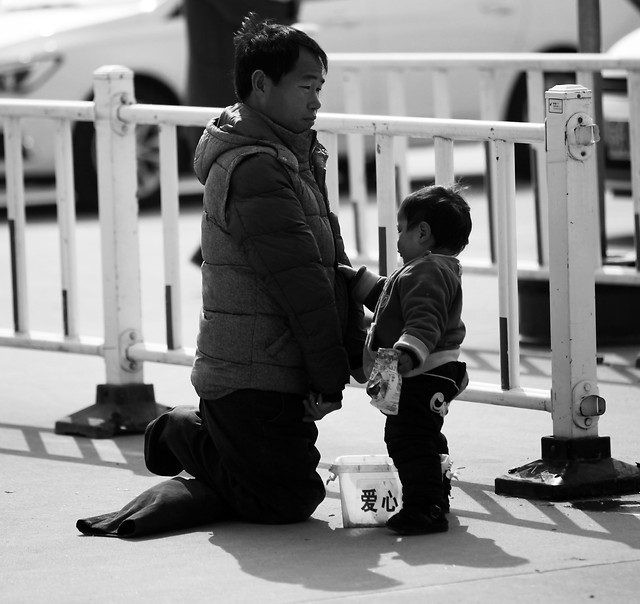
119, 328, 142, 372
572, 380, 606, 429
110, 91, 134, 136
566, 112, 600, 162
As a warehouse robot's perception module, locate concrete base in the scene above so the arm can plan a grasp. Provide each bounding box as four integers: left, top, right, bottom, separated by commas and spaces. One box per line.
495, 436, 640, 500
518, 277, 640, 347
55, 383, 170, 439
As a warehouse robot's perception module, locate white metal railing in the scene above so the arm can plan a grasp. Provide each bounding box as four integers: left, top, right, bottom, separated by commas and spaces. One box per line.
4, 52, 640, 271
0, 65, 608, 449
326, 52, 640, 273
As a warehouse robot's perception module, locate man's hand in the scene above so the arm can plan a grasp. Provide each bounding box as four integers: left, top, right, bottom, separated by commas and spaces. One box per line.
302, 392, 342, 422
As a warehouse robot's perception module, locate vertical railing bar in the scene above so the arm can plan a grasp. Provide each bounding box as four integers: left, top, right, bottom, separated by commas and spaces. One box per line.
374, 133, 397, 277
434, 136, 454, 185
53, 118, 79, 338
504, 142, 521, 390
432, 68, 452, 119
527, 69, 549, 267
387, 69, 410, 202
494, 139, 521, 390
159, 123, 182, 351
4, 116, 29, 334
320, 131, 340, 219
627, 68, 640, 271
343, 69, 369, 259
577, 69, 604, 268
479, 68, 499, 266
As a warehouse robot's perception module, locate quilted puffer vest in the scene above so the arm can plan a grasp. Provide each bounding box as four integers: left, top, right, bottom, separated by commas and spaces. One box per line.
191, 131, 348, 399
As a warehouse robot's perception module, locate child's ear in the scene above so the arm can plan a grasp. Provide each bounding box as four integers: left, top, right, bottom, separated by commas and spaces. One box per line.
418, 221, 431, 242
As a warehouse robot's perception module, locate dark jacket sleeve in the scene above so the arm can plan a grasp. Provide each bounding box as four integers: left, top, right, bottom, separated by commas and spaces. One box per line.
350, 266, 386, 312
328, 214, 367, 376
225, 154, 350, 396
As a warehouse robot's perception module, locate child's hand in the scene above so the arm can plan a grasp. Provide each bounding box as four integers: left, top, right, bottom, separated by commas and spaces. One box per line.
337, 263, 359, 281
396, 350, 416, 375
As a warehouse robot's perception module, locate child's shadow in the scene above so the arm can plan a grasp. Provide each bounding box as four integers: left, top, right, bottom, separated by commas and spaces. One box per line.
209, 516, 527, 594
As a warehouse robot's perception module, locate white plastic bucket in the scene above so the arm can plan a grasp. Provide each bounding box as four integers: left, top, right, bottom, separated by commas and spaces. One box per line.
328, 454, 403, 528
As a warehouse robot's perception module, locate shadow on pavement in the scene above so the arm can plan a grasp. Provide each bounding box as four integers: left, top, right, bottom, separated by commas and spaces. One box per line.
206, 515, 528, 594
0, 423, 148, 475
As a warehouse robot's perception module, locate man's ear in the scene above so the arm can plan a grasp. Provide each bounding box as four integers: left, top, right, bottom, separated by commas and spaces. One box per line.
251, 70, 268, 96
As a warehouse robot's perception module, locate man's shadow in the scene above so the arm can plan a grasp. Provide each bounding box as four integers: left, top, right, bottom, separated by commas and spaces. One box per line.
208, 515, 527, 594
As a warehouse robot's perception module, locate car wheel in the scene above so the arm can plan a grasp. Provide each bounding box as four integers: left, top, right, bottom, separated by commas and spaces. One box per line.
73, 81, 185, 211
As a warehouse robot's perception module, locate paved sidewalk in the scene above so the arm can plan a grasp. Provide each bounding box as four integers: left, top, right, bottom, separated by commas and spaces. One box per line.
2, 323, 640, 603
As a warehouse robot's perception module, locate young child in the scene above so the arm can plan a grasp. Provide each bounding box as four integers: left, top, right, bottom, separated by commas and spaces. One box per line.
342, 184, 471, 536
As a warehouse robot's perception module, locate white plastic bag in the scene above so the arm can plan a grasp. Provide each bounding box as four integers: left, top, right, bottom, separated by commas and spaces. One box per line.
366, 348, 402, 415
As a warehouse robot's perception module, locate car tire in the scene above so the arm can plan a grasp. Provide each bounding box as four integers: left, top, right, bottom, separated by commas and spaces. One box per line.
72, 80, 188, 211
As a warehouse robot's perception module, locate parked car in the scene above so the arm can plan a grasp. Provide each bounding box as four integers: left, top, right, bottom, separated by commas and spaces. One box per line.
0, 0, 187, 208
301, 0, 640, 121
1, 0, 640, 207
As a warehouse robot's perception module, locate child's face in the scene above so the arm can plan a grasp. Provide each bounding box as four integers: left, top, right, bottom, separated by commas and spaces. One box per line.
397, 213, 426, 264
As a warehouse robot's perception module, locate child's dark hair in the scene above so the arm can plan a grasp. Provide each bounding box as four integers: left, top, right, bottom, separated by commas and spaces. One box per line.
399, 184, 472, 255
233, 13, 328, 101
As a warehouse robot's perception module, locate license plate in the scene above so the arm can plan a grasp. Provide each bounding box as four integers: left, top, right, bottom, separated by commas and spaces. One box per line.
604, 120, 630, 162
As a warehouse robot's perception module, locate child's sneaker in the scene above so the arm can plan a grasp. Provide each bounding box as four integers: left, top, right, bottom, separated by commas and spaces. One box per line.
386, 504, 449, 535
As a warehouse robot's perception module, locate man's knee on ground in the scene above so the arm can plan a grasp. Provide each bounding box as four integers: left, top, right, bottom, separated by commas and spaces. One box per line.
156, 406, 200, 439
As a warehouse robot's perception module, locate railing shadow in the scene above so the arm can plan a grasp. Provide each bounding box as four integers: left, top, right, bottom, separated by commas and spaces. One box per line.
0, 422, 149, 476
463, 346, 640, 387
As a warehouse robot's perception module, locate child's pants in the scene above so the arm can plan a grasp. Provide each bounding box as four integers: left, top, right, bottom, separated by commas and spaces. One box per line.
384, 361, 467, 512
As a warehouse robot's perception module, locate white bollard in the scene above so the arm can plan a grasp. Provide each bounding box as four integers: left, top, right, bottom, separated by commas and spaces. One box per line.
93, 65, 144, 386
545, 84, 602, 438
55, 66, 168, 438
495, 84, 640, 500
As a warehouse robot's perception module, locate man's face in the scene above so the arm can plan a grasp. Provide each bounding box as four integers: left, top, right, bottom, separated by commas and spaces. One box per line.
261, 48, 324, 133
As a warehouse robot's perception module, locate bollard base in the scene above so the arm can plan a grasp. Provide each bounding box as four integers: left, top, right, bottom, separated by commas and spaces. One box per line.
495, 436, 640, 500
55, 383, 171, 439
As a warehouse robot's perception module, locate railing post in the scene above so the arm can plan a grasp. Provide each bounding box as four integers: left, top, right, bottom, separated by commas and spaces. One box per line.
526, 69, 550, 267
627, 67, 640, 271
546, 85, 602, 440
55, 66, 168, 438
375, 133, 398, 276
496, 84, 640, 499
4, 116, 29, 334
343, 70, 369, 261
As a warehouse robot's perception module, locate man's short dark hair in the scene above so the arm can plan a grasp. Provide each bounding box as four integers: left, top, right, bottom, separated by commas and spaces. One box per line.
233, 13, 328, 101
399, 184, 472, 256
